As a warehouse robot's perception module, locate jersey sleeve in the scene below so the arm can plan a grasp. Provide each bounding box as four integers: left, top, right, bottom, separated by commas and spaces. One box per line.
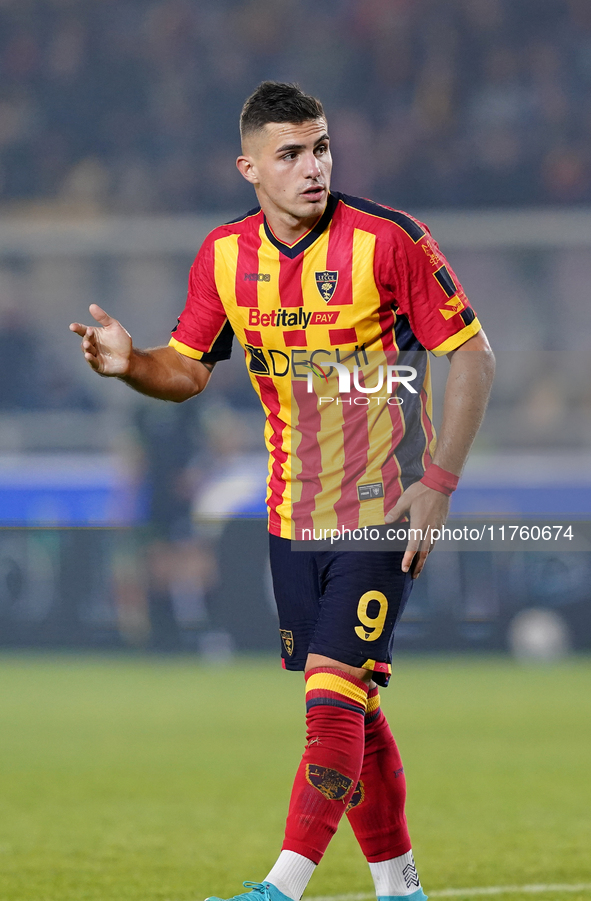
386, 223, 481, 355
169, 236, 234, 364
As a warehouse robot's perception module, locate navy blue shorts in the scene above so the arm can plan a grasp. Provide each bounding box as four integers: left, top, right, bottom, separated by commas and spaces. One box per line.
269, 535, 413, 687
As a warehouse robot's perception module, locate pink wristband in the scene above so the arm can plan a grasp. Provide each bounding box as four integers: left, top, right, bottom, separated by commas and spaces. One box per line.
420, 463, 459, 496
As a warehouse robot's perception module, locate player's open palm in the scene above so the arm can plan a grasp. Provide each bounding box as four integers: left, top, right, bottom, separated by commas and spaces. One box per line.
69, 304, 132, 376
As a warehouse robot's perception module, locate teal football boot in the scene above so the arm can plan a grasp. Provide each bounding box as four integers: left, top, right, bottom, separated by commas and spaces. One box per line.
377, 891, 428, 901
206, 881, 293, 901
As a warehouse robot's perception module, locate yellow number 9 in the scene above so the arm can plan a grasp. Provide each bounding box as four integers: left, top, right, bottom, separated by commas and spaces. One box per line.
354, 591, 388, 642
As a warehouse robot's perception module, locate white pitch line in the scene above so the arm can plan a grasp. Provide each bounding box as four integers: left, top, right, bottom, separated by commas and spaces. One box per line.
309, 885, 591, 901
432, 887, 591, 898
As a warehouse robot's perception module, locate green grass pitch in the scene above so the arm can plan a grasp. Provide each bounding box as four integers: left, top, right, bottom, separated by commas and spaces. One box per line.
0, 654, 590, 901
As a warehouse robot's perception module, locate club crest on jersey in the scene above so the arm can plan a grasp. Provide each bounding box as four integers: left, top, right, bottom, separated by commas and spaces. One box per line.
306, 764, 353, 801
315, 270, 338, 302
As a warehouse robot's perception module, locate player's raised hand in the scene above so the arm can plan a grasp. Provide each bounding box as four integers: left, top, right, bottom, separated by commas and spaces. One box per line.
69, 304, 132, 376
385, 480, 450, 579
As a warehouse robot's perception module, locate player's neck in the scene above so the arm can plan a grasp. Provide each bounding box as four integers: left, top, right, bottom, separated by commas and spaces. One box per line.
260, 201, 326, 246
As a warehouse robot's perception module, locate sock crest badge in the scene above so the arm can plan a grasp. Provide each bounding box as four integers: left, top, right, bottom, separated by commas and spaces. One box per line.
306, 764, 353, 801
346, 779, 365, 811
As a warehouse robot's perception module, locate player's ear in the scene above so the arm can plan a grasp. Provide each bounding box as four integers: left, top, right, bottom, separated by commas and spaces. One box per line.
236, 155, 258, 185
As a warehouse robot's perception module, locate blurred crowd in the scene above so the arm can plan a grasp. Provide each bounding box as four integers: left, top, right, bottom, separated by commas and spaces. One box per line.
1, 0, 591, 213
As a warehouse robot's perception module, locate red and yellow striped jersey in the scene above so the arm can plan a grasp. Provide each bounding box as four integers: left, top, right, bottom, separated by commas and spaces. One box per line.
170, 192, 481, 538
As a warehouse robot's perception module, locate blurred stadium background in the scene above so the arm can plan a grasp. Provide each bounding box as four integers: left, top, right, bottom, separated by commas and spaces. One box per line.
1, 0, 591, 657
1, 5, 591, 901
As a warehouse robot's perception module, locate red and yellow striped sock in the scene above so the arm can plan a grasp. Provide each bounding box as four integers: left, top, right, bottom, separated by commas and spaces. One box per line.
281, 667, 369, 864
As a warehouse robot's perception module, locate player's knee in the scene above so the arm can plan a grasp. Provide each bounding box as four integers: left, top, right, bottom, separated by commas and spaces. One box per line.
305, 653, 374, 683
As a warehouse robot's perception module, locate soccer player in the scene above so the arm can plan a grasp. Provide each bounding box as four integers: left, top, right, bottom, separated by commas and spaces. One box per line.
70, 83, 494, 901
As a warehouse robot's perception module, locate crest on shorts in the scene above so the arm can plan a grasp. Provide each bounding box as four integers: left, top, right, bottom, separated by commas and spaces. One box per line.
306, 764, 353, 801
315, 271, 338, 302
280, 629, 294, 656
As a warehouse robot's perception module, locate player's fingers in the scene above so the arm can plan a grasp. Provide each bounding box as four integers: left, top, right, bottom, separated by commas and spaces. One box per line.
402, 521, 434, 572
410, 549, 430, 579
82, 339, 98, 358
401, 541, 419, 573
82, 328, 98, 349
89, 303, 116, 328
411, 531, 435, 577
69, 322, 88, 337
385, 499, 407, 524
84, 351, 101, 371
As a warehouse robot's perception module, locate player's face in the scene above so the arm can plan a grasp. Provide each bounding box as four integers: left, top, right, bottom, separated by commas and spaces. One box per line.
237, 118, 332, 233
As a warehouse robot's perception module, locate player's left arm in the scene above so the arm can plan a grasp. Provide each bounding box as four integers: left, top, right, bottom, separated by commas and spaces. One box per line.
385, 328, 495, 577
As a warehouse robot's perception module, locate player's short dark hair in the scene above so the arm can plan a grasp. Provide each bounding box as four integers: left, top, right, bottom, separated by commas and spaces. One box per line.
240, 82, 325, 141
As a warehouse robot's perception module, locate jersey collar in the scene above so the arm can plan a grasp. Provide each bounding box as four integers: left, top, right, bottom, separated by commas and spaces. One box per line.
263, 192, 338, 259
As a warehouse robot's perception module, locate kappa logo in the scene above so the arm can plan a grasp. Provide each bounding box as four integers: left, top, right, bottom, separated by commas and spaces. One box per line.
306, 764, 353, 801
315, 270, 338, 302
280, 629, 294, 656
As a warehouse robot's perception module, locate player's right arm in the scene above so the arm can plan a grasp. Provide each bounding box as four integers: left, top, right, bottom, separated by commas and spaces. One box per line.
69, 303, 213, 402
